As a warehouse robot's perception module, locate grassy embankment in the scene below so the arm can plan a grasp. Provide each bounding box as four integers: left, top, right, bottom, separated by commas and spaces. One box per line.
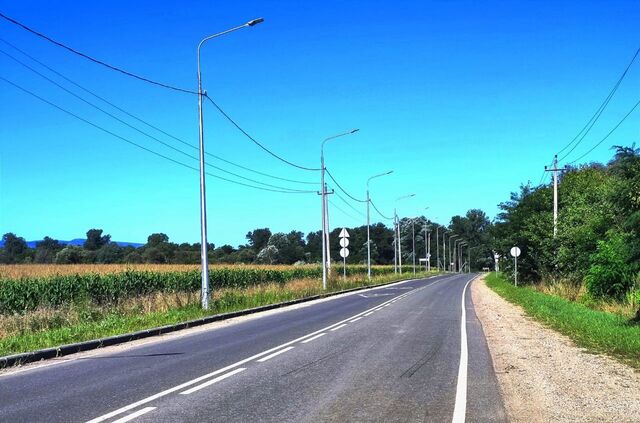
485, 272, 640, 368
0, 264, 436, 357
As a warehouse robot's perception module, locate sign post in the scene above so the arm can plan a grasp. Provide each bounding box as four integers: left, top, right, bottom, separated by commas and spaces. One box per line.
510, 246, 521, 286
339, 228, 350, 281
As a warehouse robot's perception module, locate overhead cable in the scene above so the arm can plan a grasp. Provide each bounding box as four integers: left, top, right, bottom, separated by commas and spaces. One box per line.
0, 37, 318, 186
567, 97, 640, 165
557, 46, 640, 160
0, 12, 197, 95
324, 169, 367, 203
0, 75, 315, 194
204, 95, 321, 171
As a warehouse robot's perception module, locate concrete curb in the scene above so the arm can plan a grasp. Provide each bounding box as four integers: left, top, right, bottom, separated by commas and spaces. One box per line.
0, 275, 435, 368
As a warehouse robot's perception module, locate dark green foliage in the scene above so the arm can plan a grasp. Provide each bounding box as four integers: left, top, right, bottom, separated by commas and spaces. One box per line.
585, 233, 633, 299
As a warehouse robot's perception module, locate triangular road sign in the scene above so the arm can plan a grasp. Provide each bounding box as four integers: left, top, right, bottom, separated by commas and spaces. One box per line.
339, 228, 350, 238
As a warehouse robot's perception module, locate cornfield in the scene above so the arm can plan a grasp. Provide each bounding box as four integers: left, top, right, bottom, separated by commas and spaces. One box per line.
0, 264, 394, 314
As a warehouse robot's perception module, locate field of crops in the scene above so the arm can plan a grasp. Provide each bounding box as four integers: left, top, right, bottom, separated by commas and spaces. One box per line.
0, 264, 395, 314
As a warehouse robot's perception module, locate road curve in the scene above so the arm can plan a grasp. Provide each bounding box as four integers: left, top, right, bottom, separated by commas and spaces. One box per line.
0, 273, 506, 422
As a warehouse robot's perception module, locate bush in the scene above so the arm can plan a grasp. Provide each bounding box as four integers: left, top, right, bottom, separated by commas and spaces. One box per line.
585, 233, 633, 299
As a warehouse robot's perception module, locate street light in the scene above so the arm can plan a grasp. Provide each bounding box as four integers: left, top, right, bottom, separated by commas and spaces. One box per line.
423, 207, 430, 272
448, 234, 459, 271
454, 239, 464, 272
320, 129, 359, 290
197, 17, 264, 310
394, 193, 415, 274
366, 170, 393, 280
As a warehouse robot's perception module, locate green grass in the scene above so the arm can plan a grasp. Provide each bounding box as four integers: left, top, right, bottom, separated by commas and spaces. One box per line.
0, 271, 435, 358
485, 272, 640, 369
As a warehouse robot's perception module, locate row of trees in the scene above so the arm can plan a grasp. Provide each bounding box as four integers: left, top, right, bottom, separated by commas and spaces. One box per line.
0, 210, 493, 268
492, 145, 640, 299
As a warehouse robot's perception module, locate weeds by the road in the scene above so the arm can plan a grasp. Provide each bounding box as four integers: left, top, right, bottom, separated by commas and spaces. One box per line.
0, 271, 435, 358
485, 272, 640, 369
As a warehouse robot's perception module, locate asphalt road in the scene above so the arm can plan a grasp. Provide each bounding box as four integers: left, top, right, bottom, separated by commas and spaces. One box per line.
0, 273, 506, 423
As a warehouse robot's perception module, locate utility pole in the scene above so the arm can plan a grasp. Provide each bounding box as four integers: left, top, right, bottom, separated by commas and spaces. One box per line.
320, 129, 359, 289
436, 226, 440, 271
411, 218, 416, 276
196, 17, 264, 310
545, 155, 567, 237
393, 209, 398, 273
366, 171, 393, 280
425, 224, 430, 272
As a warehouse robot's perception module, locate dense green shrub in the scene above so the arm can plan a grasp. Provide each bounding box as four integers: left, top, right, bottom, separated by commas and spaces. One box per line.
585, 233, 633, 299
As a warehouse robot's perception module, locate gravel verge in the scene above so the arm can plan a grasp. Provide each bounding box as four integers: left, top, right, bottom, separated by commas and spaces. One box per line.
471, 274, 640, 423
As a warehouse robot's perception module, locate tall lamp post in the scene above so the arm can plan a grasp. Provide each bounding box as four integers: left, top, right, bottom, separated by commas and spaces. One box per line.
320, 129, 359, 290
394, 194, 415, 274
366, 171, 393, 280
423, 207, 430, 272
197, 17, 264, 310
448, 235, 459, 272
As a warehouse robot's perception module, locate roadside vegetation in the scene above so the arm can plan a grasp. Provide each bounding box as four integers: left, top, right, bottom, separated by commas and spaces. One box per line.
0, 264, 435, 357
485, 272, 640, 368
492, 145, 640, 321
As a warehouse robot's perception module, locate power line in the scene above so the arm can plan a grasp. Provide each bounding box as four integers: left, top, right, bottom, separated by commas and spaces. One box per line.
567, 97, 640, 165
324, 169, 367, 203
333, 190, 366, 218
0, 12, 197, 95
557, 46, 640, 161
204, 95, 321, 172
0, 37, 318, 186
0, 75, 316, 194
328, 199, 361, 223
0, 48, 315, 193
369, 199, 393, 220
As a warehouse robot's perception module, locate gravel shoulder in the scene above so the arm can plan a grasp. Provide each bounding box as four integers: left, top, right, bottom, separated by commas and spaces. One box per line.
471, 274, 640, 423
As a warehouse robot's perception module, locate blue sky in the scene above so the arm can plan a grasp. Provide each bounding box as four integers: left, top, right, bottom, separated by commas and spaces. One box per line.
1, 1, 639, 246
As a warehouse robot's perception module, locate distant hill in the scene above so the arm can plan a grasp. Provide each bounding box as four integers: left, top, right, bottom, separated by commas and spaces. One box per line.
0, 239, 144, 248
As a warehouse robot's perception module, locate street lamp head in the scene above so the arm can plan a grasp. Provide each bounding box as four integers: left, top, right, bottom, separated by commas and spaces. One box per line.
246, 18, 265, 26
349, 128, 360, 134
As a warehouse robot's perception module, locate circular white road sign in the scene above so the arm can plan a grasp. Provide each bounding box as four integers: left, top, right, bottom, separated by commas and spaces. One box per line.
339, 237, 349, 248
339, 247, 350, 258
510, 246, 521, 258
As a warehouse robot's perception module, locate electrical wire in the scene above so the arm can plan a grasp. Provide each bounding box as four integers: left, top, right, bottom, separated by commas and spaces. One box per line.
0, 75, 316, 194
204, 95, 321, 171
328, 199, 362, 223
334, 191, 366, 217
0, 12, 197, 95
0, 48, 315, 192
324, 169, 368, 203
0, 37, 318, 186
369, 199, 394, 220
567, 97, 640, 165
557, 46, 640, 160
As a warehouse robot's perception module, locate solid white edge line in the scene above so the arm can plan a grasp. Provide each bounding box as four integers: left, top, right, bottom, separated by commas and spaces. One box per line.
111, 407, 156, 423
257, 346, 294, 363
180, 368, 246, 395
349, 316, 363, 323
451, 276, 476, 423
329, 323, 347, 332
301, 333, 326, 344
85, 274, 456, 423
364, 311, 374, 316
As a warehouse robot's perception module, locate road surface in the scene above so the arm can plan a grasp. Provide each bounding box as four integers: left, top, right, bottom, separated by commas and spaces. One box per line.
0, 273, 506, 422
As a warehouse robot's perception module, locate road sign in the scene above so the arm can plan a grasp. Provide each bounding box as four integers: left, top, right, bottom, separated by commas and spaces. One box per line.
510, 246, 520, 286
426, 253, 431, 260
339, 228, 350, 280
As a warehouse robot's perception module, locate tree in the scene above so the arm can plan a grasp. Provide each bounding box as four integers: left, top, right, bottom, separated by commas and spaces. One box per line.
0, 233, 31, 264
147, 233, 169, 247
246, 228, 272, 251
84, 229, 111, 251
34, 236, 62, 263
55, 246, 87, 264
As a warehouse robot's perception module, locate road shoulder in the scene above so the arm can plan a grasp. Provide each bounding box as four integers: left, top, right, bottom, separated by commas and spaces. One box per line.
471, 274, 640, 423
